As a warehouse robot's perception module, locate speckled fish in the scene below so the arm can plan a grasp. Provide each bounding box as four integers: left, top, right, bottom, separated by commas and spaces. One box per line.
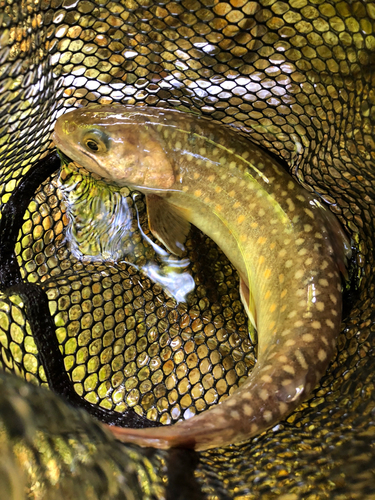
53, 104, 351, 451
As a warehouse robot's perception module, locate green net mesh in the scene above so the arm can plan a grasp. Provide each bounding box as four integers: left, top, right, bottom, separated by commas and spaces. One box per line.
1, 0, 375, 498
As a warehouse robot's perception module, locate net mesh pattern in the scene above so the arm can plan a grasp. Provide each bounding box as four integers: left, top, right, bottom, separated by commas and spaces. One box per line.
1, 0, 375, 498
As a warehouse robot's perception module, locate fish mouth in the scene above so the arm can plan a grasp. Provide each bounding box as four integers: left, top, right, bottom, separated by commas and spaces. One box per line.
52, 128, 108, 177
52, 129, 74, 164
52, 129, 72, 159
51, 129, 62, 149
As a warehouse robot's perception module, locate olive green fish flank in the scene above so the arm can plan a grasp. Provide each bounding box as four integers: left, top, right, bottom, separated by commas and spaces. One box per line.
53, 104, 351, 451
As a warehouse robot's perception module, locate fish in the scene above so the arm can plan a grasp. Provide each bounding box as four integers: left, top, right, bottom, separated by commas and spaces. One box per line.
53, 104, 351, 451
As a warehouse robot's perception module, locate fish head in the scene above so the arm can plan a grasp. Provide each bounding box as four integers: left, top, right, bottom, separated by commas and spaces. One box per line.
53, 104, 175, 190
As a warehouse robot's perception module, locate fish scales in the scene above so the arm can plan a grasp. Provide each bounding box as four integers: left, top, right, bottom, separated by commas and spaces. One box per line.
53, 105, 351, 451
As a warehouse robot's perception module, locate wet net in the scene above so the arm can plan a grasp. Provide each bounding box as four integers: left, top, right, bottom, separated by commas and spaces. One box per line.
0, 0, 375, 498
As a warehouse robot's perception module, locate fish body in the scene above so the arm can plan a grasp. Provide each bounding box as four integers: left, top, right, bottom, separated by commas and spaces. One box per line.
53, 105, 351, 451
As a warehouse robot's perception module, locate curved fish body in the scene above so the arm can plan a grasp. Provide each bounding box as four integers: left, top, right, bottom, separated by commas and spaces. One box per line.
53, 105, 351, 451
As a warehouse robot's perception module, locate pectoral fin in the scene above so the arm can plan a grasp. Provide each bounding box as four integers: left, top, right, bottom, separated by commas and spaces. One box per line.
146, 194, 191, 257
240, 277, 257, 329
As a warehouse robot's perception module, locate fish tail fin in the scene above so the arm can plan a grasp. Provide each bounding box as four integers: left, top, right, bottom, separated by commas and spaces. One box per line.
104, 362, 305, 451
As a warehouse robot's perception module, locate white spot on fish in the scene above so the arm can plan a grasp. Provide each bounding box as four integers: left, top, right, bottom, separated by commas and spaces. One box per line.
282, 379, 293, 387
281, 329, 291, 337
251, 424, 258, 434
295, 269, 304, 279
286, 199, 295, 211
295, 351, 308, 369
259, 389, 269, 401
243, 404, 253, 416
326, 319, 335, 329
330, 294, 337, 304
318, 349, 327, 362
263, 410, 273, 422
283, 365, 295, 375
302, 333, 314, 342
279, 402, 288, 413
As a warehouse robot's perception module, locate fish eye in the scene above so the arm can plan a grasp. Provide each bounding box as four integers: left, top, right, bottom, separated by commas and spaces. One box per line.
86, 140, 99, 151
82, 129, 109, 154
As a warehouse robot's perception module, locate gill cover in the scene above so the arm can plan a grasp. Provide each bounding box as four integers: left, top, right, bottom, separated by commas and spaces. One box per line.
112, 125, 176, 190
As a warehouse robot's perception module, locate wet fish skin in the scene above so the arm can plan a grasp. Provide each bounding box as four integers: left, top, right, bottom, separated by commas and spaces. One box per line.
53, 104, 351, 451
